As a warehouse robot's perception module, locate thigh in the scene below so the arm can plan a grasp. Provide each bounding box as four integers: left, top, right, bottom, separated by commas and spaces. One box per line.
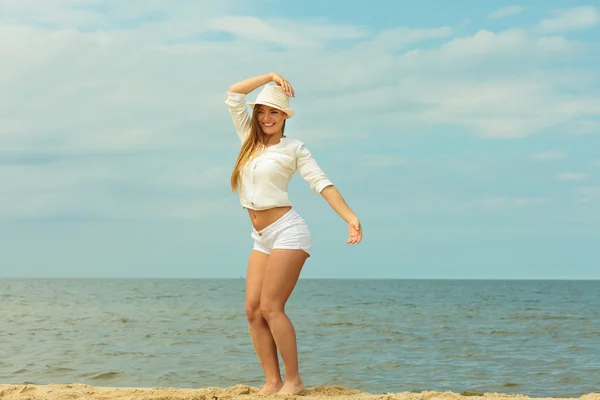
246, 250, 270, 308
260, 249, 309, 309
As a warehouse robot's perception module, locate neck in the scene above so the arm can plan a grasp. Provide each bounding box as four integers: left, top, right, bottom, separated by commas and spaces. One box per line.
262, 132, 283, 146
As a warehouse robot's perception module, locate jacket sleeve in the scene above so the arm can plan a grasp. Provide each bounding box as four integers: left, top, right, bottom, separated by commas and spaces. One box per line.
224, 91, 251, 142
296, 143, 334, 194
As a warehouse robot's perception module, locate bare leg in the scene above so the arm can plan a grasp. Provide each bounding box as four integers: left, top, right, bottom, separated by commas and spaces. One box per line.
245, 250, 283, 395
260, 249, 309, 396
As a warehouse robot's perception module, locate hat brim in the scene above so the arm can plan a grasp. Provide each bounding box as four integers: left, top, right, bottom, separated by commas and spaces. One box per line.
248, 101, 295, 118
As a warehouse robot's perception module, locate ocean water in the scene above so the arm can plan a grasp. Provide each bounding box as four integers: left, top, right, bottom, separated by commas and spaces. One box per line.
0, 279, 598, 397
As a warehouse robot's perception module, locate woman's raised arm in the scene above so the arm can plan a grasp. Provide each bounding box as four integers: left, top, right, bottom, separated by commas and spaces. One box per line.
229, 72, 295, 97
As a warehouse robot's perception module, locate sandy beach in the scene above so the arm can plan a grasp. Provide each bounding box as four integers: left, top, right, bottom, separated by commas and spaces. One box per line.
0, 384, 598, 400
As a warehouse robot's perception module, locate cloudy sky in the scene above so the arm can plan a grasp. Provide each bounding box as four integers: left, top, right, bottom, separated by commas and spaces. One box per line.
1, 0, 599, 279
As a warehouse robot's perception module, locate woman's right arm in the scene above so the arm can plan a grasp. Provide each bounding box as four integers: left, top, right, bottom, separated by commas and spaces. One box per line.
229, 72, 294, 97
229, 73, 274, 95
224, 74, 273, 142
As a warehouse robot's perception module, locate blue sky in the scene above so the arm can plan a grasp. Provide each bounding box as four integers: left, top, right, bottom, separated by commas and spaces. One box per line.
1, 1, 599, 279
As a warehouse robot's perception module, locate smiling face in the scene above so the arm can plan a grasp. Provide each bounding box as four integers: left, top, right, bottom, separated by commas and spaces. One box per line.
254, 104, 288, 136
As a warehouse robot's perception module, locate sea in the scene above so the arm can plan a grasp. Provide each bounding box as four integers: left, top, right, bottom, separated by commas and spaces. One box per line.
0, 279, 598, 397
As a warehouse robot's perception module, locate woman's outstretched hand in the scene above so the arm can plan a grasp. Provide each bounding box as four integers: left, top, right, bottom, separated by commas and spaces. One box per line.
271, 73, 295, 98
347, 217, 362, 244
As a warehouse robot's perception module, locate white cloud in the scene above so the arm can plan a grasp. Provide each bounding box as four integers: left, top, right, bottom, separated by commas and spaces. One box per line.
489, 6, 524, 19
531, 150, 567, 161
0, 1, 237, 29
557, 173, 588, 181
0, 154, 235, 220
0, 0, 101, 26
372, 72, 597, 138
207, 16, 370, 49
354, 26, 453, 53
427, 28, 585, 62
536, 6, 600, 33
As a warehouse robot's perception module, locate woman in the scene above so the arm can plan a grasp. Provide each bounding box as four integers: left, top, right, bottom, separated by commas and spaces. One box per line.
224, 72, 362, 396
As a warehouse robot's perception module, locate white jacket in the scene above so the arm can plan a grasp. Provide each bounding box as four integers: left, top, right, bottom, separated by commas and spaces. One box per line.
224, 91, 333, 210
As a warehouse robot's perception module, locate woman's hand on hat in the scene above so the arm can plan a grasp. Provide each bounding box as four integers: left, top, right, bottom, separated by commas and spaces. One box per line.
347, 217, 362, 244
271, 73, 295, 98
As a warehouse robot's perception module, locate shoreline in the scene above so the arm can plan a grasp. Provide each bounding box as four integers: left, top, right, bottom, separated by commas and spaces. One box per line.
0, 384, 598, 400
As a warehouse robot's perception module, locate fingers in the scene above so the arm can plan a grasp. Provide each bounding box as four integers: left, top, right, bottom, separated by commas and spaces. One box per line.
346, 223, 362, 244
346, 232, 361, 244
274, 75, 295, 97
283, 80, 295, 97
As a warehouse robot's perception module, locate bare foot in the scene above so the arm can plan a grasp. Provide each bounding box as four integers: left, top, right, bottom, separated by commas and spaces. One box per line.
257, 381, 283, 396
277, 381, 305, 396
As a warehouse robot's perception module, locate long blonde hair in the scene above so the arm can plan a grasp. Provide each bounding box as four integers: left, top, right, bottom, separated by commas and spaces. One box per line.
230, 107, 286, 192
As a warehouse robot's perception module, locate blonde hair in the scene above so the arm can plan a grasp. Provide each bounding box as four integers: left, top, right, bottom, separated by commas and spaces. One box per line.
230, 107, 286, 192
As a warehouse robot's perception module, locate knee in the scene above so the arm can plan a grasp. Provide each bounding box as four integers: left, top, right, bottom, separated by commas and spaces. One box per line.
260, 301, 283, 322
245, 302, 262, 324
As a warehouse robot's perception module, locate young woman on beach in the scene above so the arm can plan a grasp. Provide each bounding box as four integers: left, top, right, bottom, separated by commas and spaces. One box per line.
224, 72, 363, 396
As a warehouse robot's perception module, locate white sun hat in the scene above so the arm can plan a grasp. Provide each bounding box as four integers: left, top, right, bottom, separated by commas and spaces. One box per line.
248, 84, 295, 118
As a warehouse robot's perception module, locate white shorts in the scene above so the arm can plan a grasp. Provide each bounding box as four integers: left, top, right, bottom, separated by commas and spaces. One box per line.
251, 209, 312, 257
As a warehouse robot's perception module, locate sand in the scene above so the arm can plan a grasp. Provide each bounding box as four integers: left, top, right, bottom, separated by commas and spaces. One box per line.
0, 384, 598, 400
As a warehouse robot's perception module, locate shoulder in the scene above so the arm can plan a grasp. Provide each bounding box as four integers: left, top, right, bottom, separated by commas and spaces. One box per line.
282, 137, 316, 164
282, 137, 304, 147
282, 137, 308, 155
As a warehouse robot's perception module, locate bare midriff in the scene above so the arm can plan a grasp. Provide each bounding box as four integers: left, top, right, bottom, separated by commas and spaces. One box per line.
246, 205, 292, 231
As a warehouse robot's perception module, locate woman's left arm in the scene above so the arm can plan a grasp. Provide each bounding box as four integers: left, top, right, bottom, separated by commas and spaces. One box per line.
295, 142, 362, 244
321, 185, 362, 244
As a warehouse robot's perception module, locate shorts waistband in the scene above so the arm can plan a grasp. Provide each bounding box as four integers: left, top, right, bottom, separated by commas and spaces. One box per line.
254, 209, 300, 237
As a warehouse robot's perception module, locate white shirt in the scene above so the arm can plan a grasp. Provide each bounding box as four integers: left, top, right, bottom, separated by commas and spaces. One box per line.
224, 91, 333, 210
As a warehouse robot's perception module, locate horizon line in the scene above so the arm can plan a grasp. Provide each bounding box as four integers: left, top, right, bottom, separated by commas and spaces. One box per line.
1, 277, 599, 281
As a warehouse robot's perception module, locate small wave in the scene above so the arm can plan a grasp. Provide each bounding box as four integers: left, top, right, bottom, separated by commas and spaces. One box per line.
155, 295, 178, 299
44, 366, 76, 373
156, 371, 178, 382
79, 371, 122, 381
315, 322, 371, 328
170, 341, 200, 346
93, 371, 121, 380
374, 330, 407, 335
13, 369, 28, 374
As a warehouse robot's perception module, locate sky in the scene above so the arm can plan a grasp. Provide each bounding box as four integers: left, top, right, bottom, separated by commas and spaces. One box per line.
1, 0, 599, 279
